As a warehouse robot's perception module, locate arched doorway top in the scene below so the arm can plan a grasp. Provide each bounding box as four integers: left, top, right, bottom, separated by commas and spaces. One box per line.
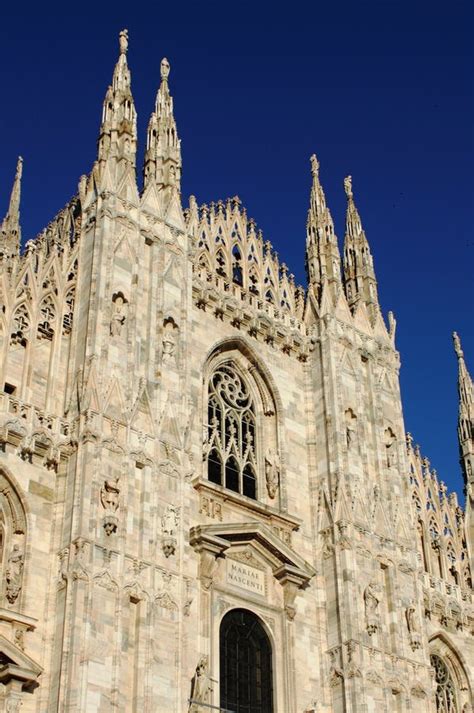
220, 608, 273, 713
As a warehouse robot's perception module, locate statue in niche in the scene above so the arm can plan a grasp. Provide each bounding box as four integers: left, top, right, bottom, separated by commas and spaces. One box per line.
162, 504, 180, 558
337, 521, 352, 550
110, 292, 127, 337
169, 164, 177, 187
189, 655, 213, 712
406, 602, 422, 650
100, 478, 120, 536
345, 409, 357, 450
162, 504, 179, 536
265, 449, 280, 499
364, 581, 380, 635
384, 427, 396, 468
100, 478, 120, 512
162, 318, 178, 363
5, 544, 24, 604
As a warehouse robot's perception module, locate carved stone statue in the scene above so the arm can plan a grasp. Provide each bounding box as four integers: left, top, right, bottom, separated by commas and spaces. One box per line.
310, 154, 319, 177
161, 57, 170, 80
406, 602, 421, 650
264, 449, 279, 499
5, 544, 24, 604
406, 602, 419, 633
162, 504, 179, 536
100, 478, 120, 536
189, 655, 212, 712
162, 321, 177, 362
162, 504, 180, 558
345, 409, 357, 450
344, 175, 353, 199
364, 582, 380, 635
119, 29, 128, 55
385, 428, 396, 468
337, 521, 352, 550
100, 478, 120, 512
346, 424, 356, 449
110, 293, 127, 336
168, 164, 177, 187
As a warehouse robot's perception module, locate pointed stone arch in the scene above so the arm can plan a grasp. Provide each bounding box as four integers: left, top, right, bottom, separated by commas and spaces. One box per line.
429, 633, 472, 712
202, 336, 288, 508
0, 466, 28, 607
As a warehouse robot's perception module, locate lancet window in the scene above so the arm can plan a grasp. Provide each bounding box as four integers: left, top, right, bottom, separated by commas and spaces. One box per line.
206, 364, 257, 499
10, 305, 30, 347
430, 655, 458, 713
62, 290, 75, 335
37, 296, 56, 341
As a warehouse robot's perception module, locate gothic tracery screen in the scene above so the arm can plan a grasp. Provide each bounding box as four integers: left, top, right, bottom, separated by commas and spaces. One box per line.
430, 654, 458, 713
206, 364, 257, 499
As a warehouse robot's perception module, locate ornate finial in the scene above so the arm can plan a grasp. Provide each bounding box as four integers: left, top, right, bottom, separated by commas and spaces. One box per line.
310, 154, 319, 177
161, 57, 170, 80
16, 156, 23, 176
344, 175, 353, 199
119, 29, 129, 55
453, 331, 463, 359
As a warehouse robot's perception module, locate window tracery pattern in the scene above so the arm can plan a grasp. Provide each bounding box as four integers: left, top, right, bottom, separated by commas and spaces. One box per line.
37, 296, 56, 341
206, 364, 257, 499
10, 305, 30, 347
430, 655, 458, 713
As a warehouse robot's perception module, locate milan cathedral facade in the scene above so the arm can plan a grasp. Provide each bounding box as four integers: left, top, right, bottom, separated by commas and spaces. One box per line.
0, 30, 472, 713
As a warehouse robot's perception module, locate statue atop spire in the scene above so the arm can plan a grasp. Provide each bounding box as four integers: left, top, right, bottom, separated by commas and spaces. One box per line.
453, 332, 474, 570
310, 154, 319, 177
161, 57, 170, 81
305, 154, 341, 305
343, 175, 353, 199
143, 57, 182, 195
342, 175, 380, 323
1, 155, 23, 258
453, 331, 464, 359
119, 28, 128, 55
97, 30, 137, 172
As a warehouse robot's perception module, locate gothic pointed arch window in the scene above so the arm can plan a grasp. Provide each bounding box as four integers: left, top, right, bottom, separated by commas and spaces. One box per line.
0, 469, 26, 607
37, 295, 56, 341
207, 364, 257, 499
204, 348, 281, 505
430, 655, 458, 713
220, 608, 273, 713
232, 245, 243, 286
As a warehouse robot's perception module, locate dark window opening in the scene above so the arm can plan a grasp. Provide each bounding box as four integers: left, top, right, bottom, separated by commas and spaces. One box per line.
220, 608, 273, 713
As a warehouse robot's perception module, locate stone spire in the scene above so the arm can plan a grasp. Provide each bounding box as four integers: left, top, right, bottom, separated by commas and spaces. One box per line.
453, 332, 474, 489
143, 57, 182, 193
305, 154, 341, 303
97, 29, 137, 171
342, 176, 380, 323
1, 156, 23, 257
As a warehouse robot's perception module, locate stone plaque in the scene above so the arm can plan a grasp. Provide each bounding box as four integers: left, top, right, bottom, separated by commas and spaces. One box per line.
226, 558, 266, 596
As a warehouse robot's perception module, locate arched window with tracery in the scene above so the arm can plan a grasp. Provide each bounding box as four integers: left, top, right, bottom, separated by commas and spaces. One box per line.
206, 365, 257, 499
0, 470, 26, 608
430, 654, 458, 713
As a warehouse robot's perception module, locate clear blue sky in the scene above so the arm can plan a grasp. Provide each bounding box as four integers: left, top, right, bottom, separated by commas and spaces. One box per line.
1, 1, 472, 499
